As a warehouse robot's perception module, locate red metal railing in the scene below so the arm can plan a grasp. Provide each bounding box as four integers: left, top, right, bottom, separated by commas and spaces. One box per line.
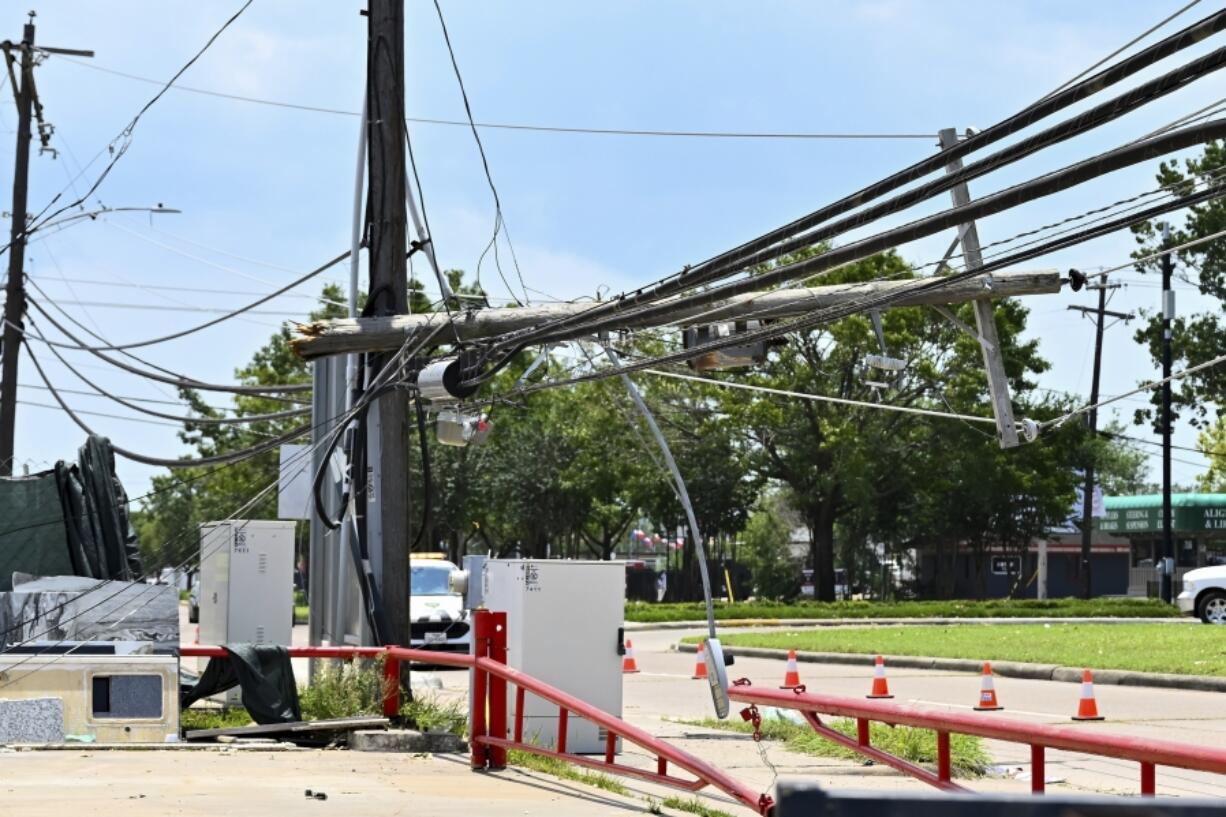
726, 680, 1226, 797
182, 612, 773, 815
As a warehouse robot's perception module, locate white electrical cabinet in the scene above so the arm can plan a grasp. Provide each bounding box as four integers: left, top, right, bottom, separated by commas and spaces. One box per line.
199, 520, 295, 651
482, 559, 625, 754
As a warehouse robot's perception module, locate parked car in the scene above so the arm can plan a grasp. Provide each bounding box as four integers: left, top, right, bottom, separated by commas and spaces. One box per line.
1176, 565, 1226, 623
409, 556, 472, 653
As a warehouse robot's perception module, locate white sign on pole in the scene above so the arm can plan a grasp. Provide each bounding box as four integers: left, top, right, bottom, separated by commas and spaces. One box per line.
277, 444, 312, 520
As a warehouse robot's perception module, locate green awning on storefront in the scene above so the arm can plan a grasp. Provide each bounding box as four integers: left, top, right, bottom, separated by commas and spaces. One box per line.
1098, 493, 1226, 535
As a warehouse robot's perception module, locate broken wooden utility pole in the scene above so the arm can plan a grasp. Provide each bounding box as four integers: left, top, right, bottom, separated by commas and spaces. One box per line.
0, 13, 92, 476
290, 269, 1064, 360
939, 127, 1020, 449
364, 0, 411, 654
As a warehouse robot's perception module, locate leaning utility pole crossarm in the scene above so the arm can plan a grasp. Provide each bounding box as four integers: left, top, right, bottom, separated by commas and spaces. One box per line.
289, 269, 1063, 360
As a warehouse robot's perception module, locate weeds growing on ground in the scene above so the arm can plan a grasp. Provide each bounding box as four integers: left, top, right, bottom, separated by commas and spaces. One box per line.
179, 707, 253, 732
682, 715, 990, 778
507, 749, 630, 795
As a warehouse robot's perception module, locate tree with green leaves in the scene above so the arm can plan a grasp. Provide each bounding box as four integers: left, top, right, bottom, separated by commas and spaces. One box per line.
1130, 140, 1226, 433
721, 248, 1080, 600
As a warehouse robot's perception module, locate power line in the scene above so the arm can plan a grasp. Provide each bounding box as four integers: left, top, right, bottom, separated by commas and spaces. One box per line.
19, 249, 349, 351
17, 380, 239, 411
31, 320, 310, 427
14, 297, 304, 318
23, 341, 310, 468
643, 368, 999, 425
7, 1, 255, 257
462, 13, 1226, 355
23, 289, 312, 396
16, 398, 180, 427
479, 116, 1226, 360
28, 273, 342, 300
431, 0, 528, 307
501, 182, 1224, 400
54, 56, 937, 140
1039, 0, 1203, 100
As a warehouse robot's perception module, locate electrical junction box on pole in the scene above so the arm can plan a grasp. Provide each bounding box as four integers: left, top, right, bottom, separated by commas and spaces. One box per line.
199, 521, 295, 702
482, 559, 625, 754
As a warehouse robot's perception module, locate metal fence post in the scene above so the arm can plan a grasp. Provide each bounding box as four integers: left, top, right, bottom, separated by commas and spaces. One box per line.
470, 609, 491, 769
382, 649, 401, 718
488, 611, 508, 770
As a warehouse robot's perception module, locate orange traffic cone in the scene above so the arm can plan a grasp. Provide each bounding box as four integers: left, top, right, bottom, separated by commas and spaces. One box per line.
692, 641, 708, 680
1072, 668, 1105, 721
622, 639, 641, 674
867, 654, 893, 699
974, 662, 1003, 711
779, 649, 802, 689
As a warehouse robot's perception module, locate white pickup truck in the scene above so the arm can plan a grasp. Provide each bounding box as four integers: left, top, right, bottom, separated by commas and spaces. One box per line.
1176, 565, 1226, 623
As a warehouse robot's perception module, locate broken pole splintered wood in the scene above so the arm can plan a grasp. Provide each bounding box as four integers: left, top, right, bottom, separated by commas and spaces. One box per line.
289, 269, 1062, 360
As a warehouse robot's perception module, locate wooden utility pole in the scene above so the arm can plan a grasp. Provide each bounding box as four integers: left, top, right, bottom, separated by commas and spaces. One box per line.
0, 14, 92, 476
290, 270, 1064, 360
1068, 276, 1132, 599
938, 128, 1020, 449
364, 0, 411, 650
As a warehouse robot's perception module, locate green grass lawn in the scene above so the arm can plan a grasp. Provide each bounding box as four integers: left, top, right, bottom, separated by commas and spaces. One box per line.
686, 622, 1226, 676
627, 597, 1178, 623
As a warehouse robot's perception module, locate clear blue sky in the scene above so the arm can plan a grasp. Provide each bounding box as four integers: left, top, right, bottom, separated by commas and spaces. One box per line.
2, 0, 1221, 499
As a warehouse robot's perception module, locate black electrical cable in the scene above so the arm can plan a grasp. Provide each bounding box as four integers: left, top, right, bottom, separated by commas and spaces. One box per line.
432, 0, 528, 307
24, 295, 311, 395
505, 180, 1226, 397
473, 8, 1226, 351
411, 396, 432, 552
20, 249, 349, 352
0, 1, 255, 260
26, 277, 305, 404
33, 321, 310, 426
24, 343, 312, 468
491, 116, 1226, 356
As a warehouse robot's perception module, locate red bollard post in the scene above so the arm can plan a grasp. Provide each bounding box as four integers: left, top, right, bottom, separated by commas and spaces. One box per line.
1031, 745, 1046, 794
382, 650, 401, 719
1141, 761, 1156, 796
937, 731, 951, 783
487, 611, 508, 770
470, 610, 491, 769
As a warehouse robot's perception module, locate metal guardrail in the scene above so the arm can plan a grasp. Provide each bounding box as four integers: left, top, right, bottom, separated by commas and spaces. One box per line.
725, 680, 1226, 797
181, 610, 774, 815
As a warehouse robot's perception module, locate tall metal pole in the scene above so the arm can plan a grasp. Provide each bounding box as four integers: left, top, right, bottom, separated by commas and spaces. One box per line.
1161, 223, 1175, 604
0, 16, 36, 477
365, 0, 411, 651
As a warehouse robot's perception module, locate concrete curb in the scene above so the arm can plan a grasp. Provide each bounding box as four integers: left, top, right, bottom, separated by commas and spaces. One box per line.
350, 729, 467, 753
626, 616, 1190, 631
673, 643, 1226, 693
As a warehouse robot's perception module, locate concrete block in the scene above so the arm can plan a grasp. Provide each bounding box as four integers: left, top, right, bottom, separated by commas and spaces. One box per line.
0, 697, 64, 744
349, 729, 466, 754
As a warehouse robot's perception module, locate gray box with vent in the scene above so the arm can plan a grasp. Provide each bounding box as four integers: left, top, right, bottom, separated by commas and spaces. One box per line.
199, 521, 295, 703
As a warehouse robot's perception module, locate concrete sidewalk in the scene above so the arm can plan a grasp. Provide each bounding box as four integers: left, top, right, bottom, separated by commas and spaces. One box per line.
0, 747, 653, 817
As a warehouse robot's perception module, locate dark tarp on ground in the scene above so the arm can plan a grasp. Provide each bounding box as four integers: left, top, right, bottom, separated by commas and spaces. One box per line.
180, 644, 302, 725
0, 434, 141, 591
